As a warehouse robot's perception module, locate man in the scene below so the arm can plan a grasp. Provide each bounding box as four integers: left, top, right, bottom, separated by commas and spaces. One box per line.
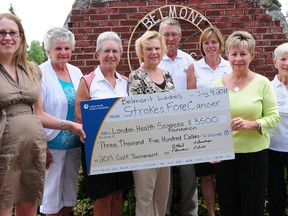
158, 18, 198, 216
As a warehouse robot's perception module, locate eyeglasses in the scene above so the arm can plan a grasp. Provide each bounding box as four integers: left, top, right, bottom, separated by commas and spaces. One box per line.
0, 31, 21, 39
163, 32, 180, 38
101, 49, 121, 55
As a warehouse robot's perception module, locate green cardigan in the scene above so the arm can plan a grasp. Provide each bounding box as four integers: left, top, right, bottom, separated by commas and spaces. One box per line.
214, 74, 280, 153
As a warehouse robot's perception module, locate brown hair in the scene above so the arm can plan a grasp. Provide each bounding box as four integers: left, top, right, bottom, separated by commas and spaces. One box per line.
199, 26, 225, 57
0, 13, 35, 83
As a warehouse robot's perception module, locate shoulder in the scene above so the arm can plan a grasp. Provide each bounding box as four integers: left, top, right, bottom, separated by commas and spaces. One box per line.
178, 49, 195, 62
129, 67, 145, 79
255, 73, 270, 83
115, 71, 128, 84
29, 62, 42, 80
160, 68, 171, 76
67, 63, 82, 75
253, 73, 273, 92
39, 60, 50, 71
220, 57, 230, 65
270, 75, 281, 87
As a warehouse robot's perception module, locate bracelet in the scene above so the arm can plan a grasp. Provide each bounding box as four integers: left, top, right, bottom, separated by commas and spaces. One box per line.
256, 120, 261, 130
61, 120, 66, 130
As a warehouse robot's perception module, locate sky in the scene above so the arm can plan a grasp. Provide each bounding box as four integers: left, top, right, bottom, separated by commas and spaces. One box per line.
0, 0, 287, 45
0, 0, 75, 44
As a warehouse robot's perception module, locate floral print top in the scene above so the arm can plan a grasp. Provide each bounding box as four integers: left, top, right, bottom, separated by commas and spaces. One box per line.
128, 65, 175, 95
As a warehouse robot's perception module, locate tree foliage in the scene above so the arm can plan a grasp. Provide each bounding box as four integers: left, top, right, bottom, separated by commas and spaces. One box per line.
9, 4, 16, 15
27, 40, 47, 65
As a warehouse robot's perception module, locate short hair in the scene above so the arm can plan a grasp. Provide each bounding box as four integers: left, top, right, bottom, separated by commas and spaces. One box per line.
225, 31, 255, 57
159, 18, 181, 34
135, 30, 166, 64
199, 27, 225, 56
273, 42, 288, 61
43, 27, 75, 51
96, 31, 123, 53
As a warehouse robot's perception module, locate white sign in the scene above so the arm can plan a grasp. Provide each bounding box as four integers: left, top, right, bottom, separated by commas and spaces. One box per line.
80, 87, 234, 175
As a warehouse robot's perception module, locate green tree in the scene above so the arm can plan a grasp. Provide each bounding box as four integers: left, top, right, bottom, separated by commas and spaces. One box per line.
27, 40, 47, 65
9, 3, 16, 15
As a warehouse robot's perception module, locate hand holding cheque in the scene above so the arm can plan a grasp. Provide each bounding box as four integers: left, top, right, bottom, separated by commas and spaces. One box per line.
80, 87, 234, 175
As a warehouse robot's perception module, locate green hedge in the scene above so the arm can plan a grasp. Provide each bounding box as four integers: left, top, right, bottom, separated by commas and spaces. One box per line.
72, 165, 288, 216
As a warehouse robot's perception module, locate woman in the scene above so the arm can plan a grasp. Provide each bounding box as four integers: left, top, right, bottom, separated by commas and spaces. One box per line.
187, 26, 232, 216
267, 42, 288, 216
75, 31, 133, 216
0, 13, 85, 216
128, 30, 175, 216
213, 31, 280, 216
39, 27, 83, 216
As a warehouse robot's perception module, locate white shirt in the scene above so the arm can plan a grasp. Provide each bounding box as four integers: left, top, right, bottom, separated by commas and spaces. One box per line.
41, 59, 83, 141
269, 75, 288, 152
89, 66, 128, 99
194, 57, 232, 89
158, 49, 195, 91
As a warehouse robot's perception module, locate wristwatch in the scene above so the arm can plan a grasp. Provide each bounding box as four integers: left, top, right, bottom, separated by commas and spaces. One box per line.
256, 120, 261, 130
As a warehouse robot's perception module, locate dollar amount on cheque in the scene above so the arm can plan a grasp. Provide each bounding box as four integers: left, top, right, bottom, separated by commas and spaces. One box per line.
81, 87, 234, 175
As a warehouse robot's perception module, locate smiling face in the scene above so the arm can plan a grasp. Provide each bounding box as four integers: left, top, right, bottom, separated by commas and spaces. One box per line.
160, 23, 181, 57
227, 44, 252, 73
142, 38, 163, 69
0, 17, 22, 60
47, 40, 72, 66
202, 34, 220, 58
96, 40, 122, 73
274, 52, 288, 78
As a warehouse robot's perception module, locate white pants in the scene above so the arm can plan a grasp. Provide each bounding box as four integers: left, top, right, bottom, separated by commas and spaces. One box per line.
133, 167, 170, 216
40, 148, 81, 214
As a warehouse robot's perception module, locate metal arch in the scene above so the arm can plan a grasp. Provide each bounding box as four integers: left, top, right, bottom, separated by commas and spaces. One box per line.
127, 5, 213, 72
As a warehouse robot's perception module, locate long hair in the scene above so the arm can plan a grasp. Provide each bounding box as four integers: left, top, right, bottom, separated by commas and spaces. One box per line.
0, 13, 35, 83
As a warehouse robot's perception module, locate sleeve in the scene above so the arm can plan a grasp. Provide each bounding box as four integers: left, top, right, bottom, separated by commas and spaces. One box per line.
258, 78, 280, 134
128, 71, 144, 95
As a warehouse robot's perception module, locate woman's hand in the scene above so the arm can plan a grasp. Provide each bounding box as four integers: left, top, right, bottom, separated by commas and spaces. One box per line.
65, 121, 86, 141
231, 117, 259, 131
46, 149, 53, 169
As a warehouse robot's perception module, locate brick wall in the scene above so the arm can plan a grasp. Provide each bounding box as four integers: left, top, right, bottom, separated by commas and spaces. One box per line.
66, 0, 288, 79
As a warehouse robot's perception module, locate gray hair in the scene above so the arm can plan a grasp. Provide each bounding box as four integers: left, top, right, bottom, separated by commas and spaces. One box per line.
273, 42, 288, 60
43, 27, 75, 51
96, 31, 123, 53
159, 18, 181, 34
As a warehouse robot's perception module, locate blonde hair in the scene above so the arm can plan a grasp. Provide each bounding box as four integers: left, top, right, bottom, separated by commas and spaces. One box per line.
225, 31, 255, 57
199, 26, 225, 56
0, 13, 35, 83
135, 30, 166, 64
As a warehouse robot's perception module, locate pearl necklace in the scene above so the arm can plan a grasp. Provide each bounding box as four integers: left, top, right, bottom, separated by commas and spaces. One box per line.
233, 87, 240, 92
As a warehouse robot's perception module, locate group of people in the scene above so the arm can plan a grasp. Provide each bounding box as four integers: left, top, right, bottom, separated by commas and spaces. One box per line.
0, 11, 287, 216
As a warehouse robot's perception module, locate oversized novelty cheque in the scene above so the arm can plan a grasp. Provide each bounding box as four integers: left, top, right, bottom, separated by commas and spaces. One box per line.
80, 87, 234, 175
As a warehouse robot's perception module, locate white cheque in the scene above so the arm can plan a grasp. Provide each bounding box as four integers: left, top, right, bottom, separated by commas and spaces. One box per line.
80, 87, 234, 175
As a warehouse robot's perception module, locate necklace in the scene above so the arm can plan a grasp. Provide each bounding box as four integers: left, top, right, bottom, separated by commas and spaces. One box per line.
234, 87, 240, 92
